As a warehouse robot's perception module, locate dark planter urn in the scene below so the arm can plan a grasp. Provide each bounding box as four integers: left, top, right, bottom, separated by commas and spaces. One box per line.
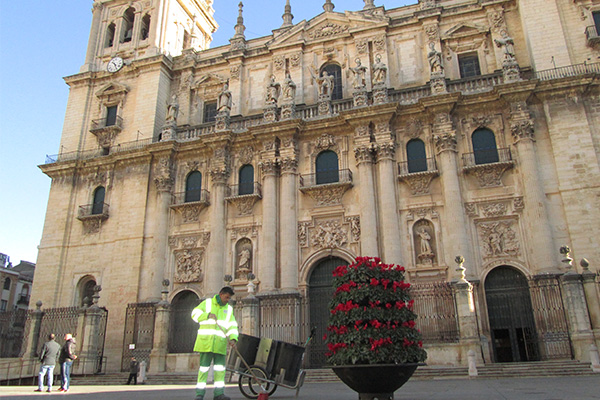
331, 363, 420, 400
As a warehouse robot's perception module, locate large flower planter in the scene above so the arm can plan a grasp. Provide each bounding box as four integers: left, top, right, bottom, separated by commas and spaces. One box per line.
331, 363, 420, 400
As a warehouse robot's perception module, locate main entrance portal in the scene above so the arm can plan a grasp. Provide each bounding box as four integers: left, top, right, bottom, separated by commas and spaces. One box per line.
307, 256, 347, 368
485, 266, 540, 362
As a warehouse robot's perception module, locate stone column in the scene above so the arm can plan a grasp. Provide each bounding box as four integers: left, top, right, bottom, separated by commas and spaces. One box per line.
432, 111, 472, 279
140, 155, 173, 302
81, 2, 103, 73
561, 272, 595, 360
77, 286, 104, 375
242, 281, 260, 336
354, 139, 379, 257
375, 138, 402, 266
23, 301, 44, 359
453, 256, 483, 364
149, 280, 170, 373
206, 168, 229, 292
259, 158, 279, 291
510, 100, 557, 273
280, 138, 299, 290
581, 259, 600, 332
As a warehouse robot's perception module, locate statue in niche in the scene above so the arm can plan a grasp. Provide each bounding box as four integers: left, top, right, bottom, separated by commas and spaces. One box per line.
417, 227, 433, 255
265, 75, 281, 105
166, 94, 179, 122
414, 221, 436, 266
494, 31, 516, 61
235, 239, 253, 280
349, 58, 367, 90
372, 54, 387, 86
427, 42, 444, 74
309, 67, 334, 99
217, 82, 232, 113
282, 71, 297, 102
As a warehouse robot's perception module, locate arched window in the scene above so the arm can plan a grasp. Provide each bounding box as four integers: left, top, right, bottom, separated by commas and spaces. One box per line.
238, 165, 254, 195
76, 276, 96, 307
185, 171, 202, 202
92, 186, 106, 215
321, 64, 343, 100
472, 128, 499, 165
3, 278, 10, 291
140, 14, 151, 41
406, 139, 427, 173
121, 7, 135, 43
316, 150, 339, 184
105, 23, 116, 48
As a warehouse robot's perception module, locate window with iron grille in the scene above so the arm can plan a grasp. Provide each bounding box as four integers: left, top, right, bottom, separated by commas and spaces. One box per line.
458, 53, 481, 78
406, 139, 427, 173
92, 186, 106, 215
203, 102, 217, 123
185, 171, 202, 202
238, 165, 254, 195
316, 150, 339, 184
472, 128, 499, 165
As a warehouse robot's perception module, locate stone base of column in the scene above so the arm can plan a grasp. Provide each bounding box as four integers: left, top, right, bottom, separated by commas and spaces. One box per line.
149, 349, 168, 374
242, 295, 260, 336
372, 85, 388, 105
216, 112, 230, 131
429, 73, 447, 94
263, 104, 278, 123
318, 96, 332, 115
502, 59, 521, 83
160, 123, 176, 141
353, 88, 368, 107
281, 103, 296, 120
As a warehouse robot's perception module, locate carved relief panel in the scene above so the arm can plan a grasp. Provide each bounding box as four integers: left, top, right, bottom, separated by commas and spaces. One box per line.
298, 214, 360, 253
169, 232, 211, 283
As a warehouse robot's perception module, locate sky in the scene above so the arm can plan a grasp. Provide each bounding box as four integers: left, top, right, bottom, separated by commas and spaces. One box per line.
0, 0, 416, 266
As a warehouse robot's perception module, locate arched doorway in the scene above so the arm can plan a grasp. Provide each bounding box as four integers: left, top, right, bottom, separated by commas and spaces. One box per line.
307, 256, 347, 368
485, 266, 540, 362
168, 291, 200, 353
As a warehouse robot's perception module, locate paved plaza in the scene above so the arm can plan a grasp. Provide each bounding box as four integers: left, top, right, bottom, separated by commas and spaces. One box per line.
2, 376, 599, 400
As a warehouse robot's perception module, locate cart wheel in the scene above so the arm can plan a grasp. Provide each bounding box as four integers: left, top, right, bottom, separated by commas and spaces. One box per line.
238, 365, 278, 399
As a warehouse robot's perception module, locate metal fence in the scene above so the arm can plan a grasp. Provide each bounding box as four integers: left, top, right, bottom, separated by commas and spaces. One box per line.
36, 307, 80, 356
409, 282, 460, 343
258, 294, 307, 346
121, 303, 156, 371
0, 309, 28, 358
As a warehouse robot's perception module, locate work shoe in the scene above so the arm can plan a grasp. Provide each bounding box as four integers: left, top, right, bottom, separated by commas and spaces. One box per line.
34, 389, 42, 392
213, 395, 230, 400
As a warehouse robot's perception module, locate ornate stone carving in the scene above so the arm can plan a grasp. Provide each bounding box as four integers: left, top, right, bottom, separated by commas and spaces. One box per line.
210, 168, 230, 185
424, 25, 439, 43
400, 172, 438, 196
434, 132, 457, 153
154, 157, 173, 192
405, 118, 423, 139
298, 221, 311, 247
230, 65, 241, 80
174, 249, 204, 283
169, 237, 178, 248
354, 145, 375, 165
315, 133, 336, 150
355, 38, 368, 54
406, 207, 439, 221
465, 202, 478, 217
259, 159, 280, 176
513, 196, 524, 211
511, 119, 535, 142
273, 55, 285, 71
231, 226, 257, 240
477, 220, 521, 259
376, 143, 396, 161
487, 9, 506, 33
480, 202, 507, 217
374, 35, 386, 52
353, 89, 368, 107
280, 157, 298, 174
181, 235, 200, 248
301, 183, 351, 207
373, 87, 389, 105
345, 216, 361, 242
238, 146, 254, 164
420, 0, 437, 10
354, 125, 369, 137
308, 22, 349, 40
228, 196, 259, 216
414, 220, 436, 266
471, 164, 511, 187
290, 52, 302, 68
310, 220, 348, 249
235, 238, 253, 280
180, 203, 202, 223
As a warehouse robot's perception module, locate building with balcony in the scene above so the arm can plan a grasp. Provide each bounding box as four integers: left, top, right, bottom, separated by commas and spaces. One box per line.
32, 0, 600, 373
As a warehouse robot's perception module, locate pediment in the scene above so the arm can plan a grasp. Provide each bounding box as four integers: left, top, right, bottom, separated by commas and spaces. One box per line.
193, 73, 227, 89
442, 23, 489, 40
268, 10, 389, 49
96, 82, 129, 97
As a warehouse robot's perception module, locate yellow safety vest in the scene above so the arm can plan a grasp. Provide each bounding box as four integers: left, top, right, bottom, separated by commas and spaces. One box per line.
191, 295, 239, 354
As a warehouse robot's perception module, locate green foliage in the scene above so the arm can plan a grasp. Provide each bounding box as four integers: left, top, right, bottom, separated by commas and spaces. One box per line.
324, 256, 427, 365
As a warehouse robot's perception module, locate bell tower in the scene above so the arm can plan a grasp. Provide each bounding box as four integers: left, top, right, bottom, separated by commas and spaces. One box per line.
82, 0, 218, 73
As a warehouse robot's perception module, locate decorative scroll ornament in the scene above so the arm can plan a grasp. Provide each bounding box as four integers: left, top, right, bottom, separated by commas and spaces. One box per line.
465, 202, 478, 217
228, 195, 260, 216
230, 65, 241, 80
298, 222, 311, 247
174, 249, 204, 283
238, 146, 254, 164
345, 216, 361, 242
301, 184, 351, 207
355, 38, 368, 54
181, 204, 202, 223
308, 22, 349, 40
434, 132, 457, 153
316, 134, 336, 150
354, 145, 375, 164
154, 157, 173, 192
280, 157, 298, 174
477, 220, 520, 259
400, 173, 437, 196
471, 164, 511, 187
511, 119, 535, 142
480, 202, 507, 217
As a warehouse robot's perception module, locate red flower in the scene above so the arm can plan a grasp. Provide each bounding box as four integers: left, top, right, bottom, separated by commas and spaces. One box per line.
370, 278, 380, 286
402, 320, 416, 329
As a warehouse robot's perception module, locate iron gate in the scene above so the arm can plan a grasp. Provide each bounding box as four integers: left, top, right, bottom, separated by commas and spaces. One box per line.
409, 282, 459, 343
121, 303, 156, 371
168, 291, 199, 353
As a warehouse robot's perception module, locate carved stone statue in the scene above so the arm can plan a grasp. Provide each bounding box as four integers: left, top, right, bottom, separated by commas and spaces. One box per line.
310, 67, 334, 99
282, 71, 297, 102
495, 31, 516, 61
427, 42, 444, 74
418, 227, 433, 255
238, 248, 251, 269
217, 82, 232, 113
372, 54, 387, 86
349, 58, 367, 90
265, 75, 281, 105
166, 94, 179, 122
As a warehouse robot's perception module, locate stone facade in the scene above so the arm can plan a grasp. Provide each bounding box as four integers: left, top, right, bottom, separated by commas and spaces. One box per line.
32, 0, 600, 372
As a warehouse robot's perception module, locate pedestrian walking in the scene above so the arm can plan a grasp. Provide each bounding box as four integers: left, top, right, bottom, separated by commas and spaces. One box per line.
190, 287, 239, 400
35, 333, 60, 393
58, 333, 77, 393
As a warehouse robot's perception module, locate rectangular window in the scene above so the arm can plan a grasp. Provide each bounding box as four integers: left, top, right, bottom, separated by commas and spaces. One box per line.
594, 12, 600, 35
203, 102, 218, 123
106, 105, 118, 127
458, 53, 481, 78
0, 300, 7, 312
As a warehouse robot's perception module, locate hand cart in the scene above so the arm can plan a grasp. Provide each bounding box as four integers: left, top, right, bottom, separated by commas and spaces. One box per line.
226, 332, 313, 399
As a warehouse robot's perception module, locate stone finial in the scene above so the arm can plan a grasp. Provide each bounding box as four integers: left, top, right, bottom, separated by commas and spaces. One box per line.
560, 245, 573, 272
363, 0, 375, 9
281, 0, 293, 28
323, 0, 334, 12
455, 255, 468, 283
580, 258, 590, 272
234, 2, 246, 38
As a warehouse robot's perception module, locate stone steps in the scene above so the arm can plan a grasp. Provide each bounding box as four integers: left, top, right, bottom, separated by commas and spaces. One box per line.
69, 360, 597, 386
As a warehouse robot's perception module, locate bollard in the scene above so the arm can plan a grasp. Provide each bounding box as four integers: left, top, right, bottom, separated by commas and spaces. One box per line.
468, 350, 478, 377
139, 360, 147, 384
590, 344, 600, 373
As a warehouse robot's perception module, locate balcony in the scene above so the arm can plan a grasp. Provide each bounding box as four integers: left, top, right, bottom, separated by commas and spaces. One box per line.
77, 202, 109, 221
170, 190, 211, 223
462, 148, 514, 187
299, 169, 353, 207
17, 294, 30, 305
225, 182, 262, 216
586, 25, 600, 47
90, 116, 123, 149
398, 158, 439, 196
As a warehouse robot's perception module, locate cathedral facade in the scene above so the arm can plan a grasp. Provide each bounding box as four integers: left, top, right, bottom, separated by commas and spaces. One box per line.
32, 0, 600, 373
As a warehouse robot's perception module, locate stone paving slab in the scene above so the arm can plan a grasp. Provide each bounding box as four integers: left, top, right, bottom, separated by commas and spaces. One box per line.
1, 376, 599, 400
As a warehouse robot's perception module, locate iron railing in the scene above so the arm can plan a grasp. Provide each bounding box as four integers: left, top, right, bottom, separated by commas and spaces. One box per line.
299, 169, 352, 187
45, 138, 152, 164
226, 182, 262, 198
586, 25, 600, 43
409, 282, 460, 343
258, 294, 308, 346
78, 203, 109, 219
172, 189, 211, 205
398, 157, 438, 176
0, 309, 28, 358
36, 307, 80, 357
121, 303, 156, 372
462, 147, 512, 168
90, 116, 123, 132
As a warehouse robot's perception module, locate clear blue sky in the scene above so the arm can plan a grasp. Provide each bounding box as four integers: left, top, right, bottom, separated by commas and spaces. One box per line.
0, 0, 415, 265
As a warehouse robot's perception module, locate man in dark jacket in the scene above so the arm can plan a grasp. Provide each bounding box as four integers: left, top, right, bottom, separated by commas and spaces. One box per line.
126, 357, 139, 385
35, 333, 60, 392
58, 333, 77, 392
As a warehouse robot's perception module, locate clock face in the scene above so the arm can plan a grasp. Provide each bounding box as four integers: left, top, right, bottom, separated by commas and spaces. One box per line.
107, 57, 124, 73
